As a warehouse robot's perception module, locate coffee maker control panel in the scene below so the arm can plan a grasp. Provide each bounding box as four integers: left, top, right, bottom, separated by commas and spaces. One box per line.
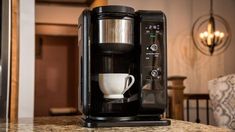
136, 11, 167, 114
142, 22, 163, 81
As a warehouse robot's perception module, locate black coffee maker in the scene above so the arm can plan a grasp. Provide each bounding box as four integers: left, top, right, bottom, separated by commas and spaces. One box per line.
78, 5, 170, 127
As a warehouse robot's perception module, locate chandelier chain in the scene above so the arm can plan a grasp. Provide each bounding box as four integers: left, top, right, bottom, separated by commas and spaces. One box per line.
210, 0, 213, 15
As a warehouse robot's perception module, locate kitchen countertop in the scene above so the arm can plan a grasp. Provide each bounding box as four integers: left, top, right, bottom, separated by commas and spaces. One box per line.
0, 116, 232, 132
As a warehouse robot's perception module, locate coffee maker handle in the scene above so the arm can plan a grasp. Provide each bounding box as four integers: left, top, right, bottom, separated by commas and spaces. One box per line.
122, 75, 135, 94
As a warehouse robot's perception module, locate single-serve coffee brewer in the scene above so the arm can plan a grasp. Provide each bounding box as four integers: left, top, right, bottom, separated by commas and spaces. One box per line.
78, 5, 170, 127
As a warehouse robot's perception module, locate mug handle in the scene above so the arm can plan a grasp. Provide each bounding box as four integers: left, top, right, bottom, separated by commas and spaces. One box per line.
122, 75, 135, 94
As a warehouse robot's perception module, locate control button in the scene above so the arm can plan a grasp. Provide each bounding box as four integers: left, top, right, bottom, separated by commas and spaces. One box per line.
150, 44, 158, 52
157, 25, 160, 29
150, 70, 160, 77
153, 25, 157, 29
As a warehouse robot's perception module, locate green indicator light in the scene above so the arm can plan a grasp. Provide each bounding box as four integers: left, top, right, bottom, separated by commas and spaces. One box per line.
150, 35, 156, 38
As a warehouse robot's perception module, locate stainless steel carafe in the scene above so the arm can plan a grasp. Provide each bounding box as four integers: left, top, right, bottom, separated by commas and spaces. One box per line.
94, 6, 135, 53
98, 18, 133, 44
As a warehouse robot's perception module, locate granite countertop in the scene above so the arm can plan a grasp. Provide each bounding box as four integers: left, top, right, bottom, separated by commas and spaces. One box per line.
0, 116, 232, 132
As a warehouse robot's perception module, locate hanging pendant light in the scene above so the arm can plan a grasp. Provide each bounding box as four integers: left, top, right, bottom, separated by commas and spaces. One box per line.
192, 0, 231, 56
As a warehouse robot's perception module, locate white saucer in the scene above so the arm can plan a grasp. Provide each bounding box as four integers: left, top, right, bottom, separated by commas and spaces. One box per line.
104, 94, 124, 99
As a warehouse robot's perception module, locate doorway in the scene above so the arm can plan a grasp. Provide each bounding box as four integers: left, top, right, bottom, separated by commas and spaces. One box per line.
34, 35, 78, 116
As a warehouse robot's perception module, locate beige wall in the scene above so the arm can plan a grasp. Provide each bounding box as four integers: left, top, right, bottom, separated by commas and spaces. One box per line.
108, 0, 235, 94
216, 0, 235, 74
36, 4, 85, 25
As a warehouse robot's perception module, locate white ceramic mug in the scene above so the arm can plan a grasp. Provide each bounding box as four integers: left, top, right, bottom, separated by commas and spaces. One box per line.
98, 73, 135, 99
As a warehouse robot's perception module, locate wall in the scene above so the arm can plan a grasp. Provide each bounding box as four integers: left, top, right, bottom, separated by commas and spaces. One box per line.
36, 4, 85, 25
18, 0, 35, 118
108, 0, 235, 94
219, 1, 235, 74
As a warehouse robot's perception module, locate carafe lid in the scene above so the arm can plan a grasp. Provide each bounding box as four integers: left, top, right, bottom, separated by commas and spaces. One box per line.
93, 5, 134, 15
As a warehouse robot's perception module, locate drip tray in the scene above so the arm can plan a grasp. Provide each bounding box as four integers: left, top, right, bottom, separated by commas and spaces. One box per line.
80, 116, 171, 128
103, 94, 138, 103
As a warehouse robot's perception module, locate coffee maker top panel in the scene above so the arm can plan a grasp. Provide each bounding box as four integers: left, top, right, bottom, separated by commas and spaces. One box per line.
93, 5, 134, 16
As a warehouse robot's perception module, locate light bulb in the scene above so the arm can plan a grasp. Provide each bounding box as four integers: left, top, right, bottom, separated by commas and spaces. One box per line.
220, 32, 224, 38
204, 31, 208, 37
200, 33, 204, 39
214, 31, 220, 37
209, 34, 214, 38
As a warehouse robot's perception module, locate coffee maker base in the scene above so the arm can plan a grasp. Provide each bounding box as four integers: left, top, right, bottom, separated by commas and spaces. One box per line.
80, 116, 171, 128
